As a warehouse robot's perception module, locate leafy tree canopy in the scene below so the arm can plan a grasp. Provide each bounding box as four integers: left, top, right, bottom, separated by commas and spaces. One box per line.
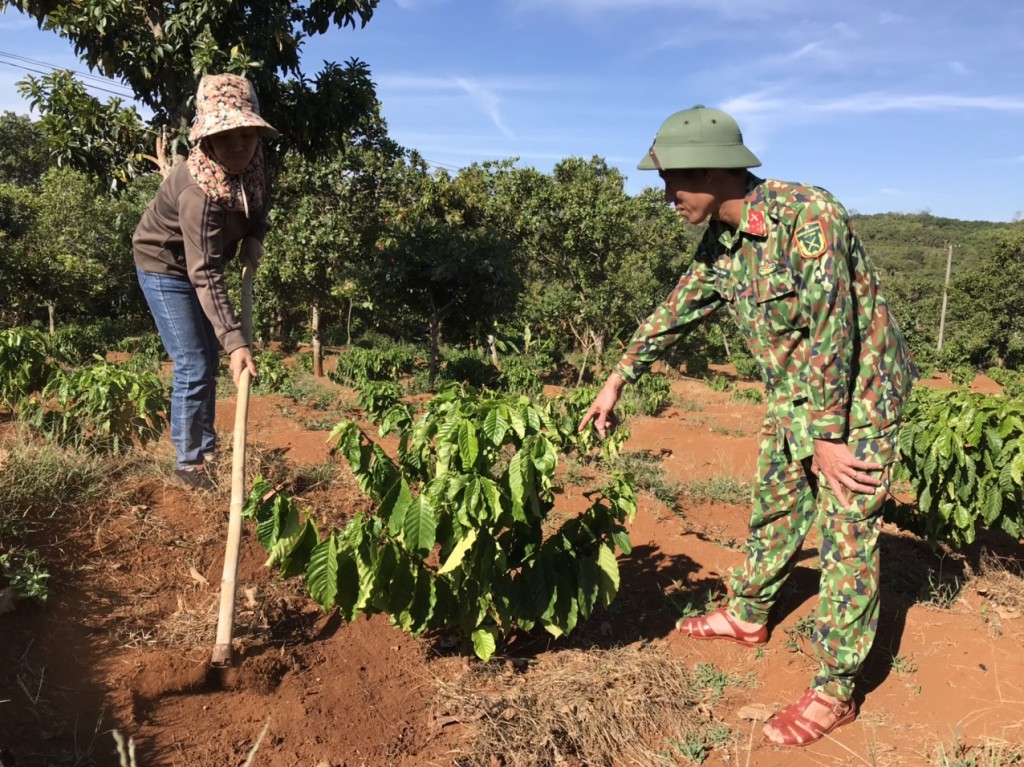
1, 0, 384, 171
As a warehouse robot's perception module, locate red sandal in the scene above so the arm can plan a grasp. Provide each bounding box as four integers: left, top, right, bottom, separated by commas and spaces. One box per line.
675, 606, 768, 647
763, 689, 857, 747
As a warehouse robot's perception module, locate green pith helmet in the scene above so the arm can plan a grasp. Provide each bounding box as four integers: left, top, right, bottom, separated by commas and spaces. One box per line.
637, 105, 761, 171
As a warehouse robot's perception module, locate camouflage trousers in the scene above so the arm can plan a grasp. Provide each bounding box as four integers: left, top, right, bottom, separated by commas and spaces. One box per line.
727, 420, 897, 702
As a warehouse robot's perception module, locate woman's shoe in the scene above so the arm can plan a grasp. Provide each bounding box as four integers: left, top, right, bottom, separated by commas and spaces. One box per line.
171, 466, 217, 492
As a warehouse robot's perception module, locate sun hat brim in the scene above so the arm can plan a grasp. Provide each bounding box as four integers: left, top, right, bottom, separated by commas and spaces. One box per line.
189, 110, 279, 143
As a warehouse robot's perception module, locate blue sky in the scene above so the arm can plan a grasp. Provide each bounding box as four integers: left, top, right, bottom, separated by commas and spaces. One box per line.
2, 0, 1023, 221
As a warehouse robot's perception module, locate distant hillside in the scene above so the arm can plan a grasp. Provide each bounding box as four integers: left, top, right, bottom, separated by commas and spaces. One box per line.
853, 212, 1018, 283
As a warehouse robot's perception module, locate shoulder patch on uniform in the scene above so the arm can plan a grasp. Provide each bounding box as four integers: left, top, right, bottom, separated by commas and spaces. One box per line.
795, 221, 827, 259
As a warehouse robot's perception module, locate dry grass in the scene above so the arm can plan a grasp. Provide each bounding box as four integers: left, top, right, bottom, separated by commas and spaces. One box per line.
933, 735, 1024, 767
974, 551, 1024, 613
437, 646, 719, 767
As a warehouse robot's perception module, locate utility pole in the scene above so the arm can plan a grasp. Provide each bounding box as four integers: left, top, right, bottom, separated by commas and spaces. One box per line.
937, 242, 953, 352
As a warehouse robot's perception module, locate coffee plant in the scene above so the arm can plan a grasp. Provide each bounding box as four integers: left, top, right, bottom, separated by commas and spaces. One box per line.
20, 357, 167, 452
328, 344, 420, 386
0, 327, 54, 408
887, 388, 1024, 546
252, 350, 293, 393
243, 384, 637, 660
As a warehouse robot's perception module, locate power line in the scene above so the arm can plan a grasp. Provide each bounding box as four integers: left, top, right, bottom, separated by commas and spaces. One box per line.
0, 49, 136, 99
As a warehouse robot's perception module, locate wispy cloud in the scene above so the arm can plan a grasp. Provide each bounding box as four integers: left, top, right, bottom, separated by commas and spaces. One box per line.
375, 73, 560, 93
723, 90, 1024, 117
948, 61, 971, 76
452, 76, 514, 139
391, 0, 449, 9
514, 0, 805, 19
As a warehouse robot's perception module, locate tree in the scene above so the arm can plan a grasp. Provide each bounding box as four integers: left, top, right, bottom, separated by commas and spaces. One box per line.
262, 133, 401, 375
508, 157, 694, 382
374, 156, 519, 388
946, 229, 1024, 369
2, 0, 383, 171
17, 71, 152, 190
17, 168, 123, 332
0, 111, 50, 186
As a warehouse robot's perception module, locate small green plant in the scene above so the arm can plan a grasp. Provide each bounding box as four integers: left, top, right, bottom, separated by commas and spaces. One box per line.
950, 365, 976, 389
550, 385, 630, 465
20, 357, 167, 451
729, 387, 763, 404
782, 613, 816, 655
0, 548, 50, 602
891, 653, 918, 674
244, 384, 638, 660
329, 343, 419, 386
705, 374, 731, 393
354, 381, 406, 425
252, 350, 294, 393
611, 451, 681, 506
921, 571, 964, 609
0, 327, 54, 408
620, 373, 672, 416
668, 733, 709, 764
692, 663, 743, 703
704, 724, 732, 748
731, 354, 761, 381
295, 351, 314, 374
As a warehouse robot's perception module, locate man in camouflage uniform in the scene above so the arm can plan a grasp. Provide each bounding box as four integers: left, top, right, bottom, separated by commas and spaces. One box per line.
580, 105, 916, 746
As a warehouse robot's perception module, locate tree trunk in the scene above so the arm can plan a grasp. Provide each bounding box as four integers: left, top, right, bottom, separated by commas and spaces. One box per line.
47, 302, 55, 335
312, 303, 323, 378
592, 329, 605, 371
487, 333, 501, 370
428, 313, 442, 391
346, 298, 354, 347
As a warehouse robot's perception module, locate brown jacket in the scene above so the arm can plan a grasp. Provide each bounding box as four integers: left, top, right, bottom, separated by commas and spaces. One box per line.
133, 162, 268, 353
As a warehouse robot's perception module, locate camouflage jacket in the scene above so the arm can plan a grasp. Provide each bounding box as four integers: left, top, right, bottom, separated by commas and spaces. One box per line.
615, 175, 917, 462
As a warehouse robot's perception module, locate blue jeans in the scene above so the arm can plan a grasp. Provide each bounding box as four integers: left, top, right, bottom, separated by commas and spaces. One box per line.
136, 267, 220, 468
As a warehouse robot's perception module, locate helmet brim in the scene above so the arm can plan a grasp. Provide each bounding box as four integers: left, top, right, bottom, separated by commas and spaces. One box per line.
637, 144, 761, 171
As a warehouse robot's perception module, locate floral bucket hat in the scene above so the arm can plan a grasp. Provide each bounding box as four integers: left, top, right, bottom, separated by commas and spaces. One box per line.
189, 73, 279, 143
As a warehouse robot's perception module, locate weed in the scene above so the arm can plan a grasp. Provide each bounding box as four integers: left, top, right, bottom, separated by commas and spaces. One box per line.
704, 723, 732, 748
668, 733, 709, 764
684, 475, 752, 506
933, 733, 1024, 767
710, 424, 749, 437
922, 571, 964, 610
665, 583, 724, 620
677, 398, 703, 412
729, 387, 764, 404
611, 451, 682, 507
692, 663, 744, 703
0, 549, 49, 602
283, 374, 341, 410
705, 374, 732, 393
891, 653, 918, 674
782, 613, 816, 655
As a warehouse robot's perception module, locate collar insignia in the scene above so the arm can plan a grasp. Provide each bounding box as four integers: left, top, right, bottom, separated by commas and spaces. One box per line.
746, 209, 766, 237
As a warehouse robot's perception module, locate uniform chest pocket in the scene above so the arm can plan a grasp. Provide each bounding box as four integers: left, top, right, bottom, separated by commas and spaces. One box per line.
754, 271, 801, 333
